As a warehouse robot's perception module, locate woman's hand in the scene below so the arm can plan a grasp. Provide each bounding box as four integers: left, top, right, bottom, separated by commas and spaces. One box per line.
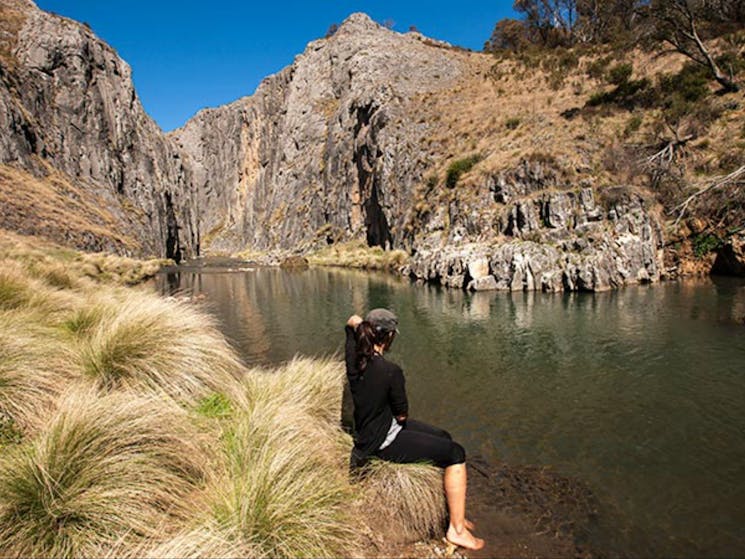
395, 414, 408, 424
347, 314, 363, 329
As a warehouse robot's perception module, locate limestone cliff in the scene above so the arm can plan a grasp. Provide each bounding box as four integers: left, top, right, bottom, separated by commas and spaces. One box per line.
173, 13, 665, 291
0, 0, 197, 258
0, 4, 681, 290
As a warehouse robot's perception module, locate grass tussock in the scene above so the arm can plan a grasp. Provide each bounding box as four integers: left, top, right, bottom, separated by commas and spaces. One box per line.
204, 360, 356, 557
80, 290, 244, 403
0, 260, 78, 318
308, 239, 410, 272
0, 312, 77, 434
358, 460, 447, 543
0, 389, 208, 558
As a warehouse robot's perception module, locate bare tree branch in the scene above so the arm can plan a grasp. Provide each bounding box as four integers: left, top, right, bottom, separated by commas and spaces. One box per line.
673, 165, 745, 225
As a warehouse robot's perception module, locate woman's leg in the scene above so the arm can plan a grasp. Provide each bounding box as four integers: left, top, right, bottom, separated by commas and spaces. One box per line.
376, 430, 484, 550
404, 419, 452, 440
444, 464, 484, 550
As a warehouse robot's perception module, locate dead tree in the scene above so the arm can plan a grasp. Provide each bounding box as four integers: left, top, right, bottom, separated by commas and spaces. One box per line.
651, 0, 739, 92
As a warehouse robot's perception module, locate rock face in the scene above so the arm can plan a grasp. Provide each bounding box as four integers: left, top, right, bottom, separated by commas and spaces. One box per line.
0, 3, 668, 290
171, 13, 463, 253
405, 186, 664, 292
0, 0, 197, 258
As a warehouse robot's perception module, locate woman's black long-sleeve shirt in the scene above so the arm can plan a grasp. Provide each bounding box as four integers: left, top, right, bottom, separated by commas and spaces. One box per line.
344, 325, 408, 458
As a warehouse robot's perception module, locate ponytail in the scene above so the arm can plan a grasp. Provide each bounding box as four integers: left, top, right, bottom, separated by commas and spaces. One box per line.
354, 321, 394, 372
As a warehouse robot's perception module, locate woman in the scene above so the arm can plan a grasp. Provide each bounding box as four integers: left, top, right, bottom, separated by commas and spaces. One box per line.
345, 308, 485, 551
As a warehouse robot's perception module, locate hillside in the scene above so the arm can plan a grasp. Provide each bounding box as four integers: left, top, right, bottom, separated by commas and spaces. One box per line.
0, 1, 743, 290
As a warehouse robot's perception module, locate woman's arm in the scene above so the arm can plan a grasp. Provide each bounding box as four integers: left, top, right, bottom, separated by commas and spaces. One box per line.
344, 314, 363, 376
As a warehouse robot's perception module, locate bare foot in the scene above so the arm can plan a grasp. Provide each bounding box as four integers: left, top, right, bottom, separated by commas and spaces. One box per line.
446, 524, 485, 551
465, 519, 475, 531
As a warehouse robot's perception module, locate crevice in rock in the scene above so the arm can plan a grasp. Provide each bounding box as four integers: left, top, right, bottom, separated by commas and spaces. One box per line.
351, 102, 392, 249
163, 191, 182, 262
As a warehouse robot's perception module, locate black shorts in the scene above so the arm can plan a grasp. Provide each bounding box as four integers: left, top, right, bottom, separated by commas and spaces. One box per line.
375, 418, 466, 468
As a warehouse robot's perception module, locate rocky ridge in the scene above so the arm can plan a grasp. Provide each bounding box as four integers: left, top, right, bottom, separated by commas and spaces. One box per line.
0, 0, 197, 258
0, 2, 698, 290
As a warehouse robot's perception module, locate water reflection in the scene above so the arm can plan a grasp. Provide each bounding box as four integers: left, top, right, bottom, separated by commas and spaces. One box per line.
156, 266, 745, 558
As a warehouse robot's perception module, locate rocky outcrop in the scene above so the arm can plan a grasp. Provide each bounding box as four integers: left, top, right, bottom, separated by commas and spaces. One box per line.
712, 234, 745, 276
0, 4, 669, 290
171, 13, 463, 253
0, 0, 197, 258
405, 186, 664, 292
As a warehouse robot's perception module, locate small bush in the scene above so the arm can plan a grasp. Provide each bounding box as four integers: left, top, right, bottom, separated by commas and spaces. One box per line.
624, 114, 643, 137
505, 117, 521, 130
607, 63, 633, 86
446, 154, 483, 188
693, 233, 722, 258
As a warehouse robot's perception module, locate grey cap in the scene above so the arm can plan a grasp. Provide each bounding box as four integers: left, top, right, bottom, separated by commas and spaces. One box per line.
365, 308, 399, 333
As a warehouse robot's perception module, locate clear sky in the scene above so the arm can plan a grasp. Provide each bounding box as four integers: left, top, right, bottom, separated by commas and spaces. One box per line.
36, 1, 517, 132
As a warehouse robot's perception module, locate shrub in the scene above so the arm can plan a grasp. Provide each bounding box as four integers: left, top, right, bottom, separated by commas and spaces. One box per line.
0, 389, 208, 557
693, 233, 722, 258
607, 62, 633, 86
505, 117, 521, 130
446, 154, 483, 188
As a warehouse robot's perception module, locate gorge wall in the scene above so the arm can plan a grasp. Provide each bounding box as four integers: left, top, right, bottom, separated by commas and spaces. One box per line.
0, 0, 198, 258
0, 1, 670, 290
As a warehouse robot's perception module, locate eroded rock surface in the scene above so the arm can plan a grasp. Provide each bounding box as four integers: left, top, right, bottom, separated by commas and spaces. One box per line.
0, 3, 668, 290
0, 0, 196, 257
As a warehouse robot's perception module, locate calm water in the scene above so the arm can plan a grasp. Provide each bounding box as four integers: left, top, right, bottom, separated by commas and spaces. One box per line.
156, 264, 745, 557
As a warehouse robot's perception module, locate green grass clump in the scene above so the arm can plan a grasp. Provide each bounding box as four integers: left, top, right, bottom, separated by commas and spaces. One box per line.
195, 392, 234, 419
0, 389, 208, 558
80, 291, 244, 403
308, 239, 410, 272
0, 312, 77, 433
445, 154, 483, 188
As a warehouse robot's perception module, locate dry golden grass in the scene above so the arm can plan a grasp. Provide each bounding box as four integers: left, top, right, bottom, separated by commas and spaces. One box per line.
0, 164, 139, 253
0, 311, 77, 435
0, 388, 209, 558
0, 232, 447, 558
0, 229, 169, 287
308, 240, 410, 271
79, 290, 244, 404
358, 460, 447, 544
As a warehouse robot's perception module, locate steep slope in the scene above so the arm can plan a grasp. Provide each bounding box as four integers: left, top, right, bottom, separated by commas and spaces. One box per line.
0, 0, 197, 258
173, 13, 665, 291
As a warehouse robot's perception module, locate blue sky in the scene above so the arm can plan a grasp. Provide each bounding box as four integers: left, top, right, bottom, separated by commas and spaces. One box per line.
36, 1, 517, 131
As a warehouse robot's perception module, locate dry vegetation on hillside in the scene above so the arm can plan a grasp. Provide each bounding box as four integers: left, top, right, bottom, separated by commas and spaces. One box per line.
394, 35, 744, 271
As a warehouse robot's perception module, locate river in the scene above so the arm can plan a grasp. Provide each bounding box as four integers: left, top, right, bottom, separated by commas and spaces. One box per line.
156, 263, 745, 558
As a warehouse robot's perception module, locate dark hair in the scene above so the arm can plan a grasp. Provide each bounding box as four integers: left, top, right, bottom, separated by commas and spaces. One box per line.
355, 321, 395, 372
